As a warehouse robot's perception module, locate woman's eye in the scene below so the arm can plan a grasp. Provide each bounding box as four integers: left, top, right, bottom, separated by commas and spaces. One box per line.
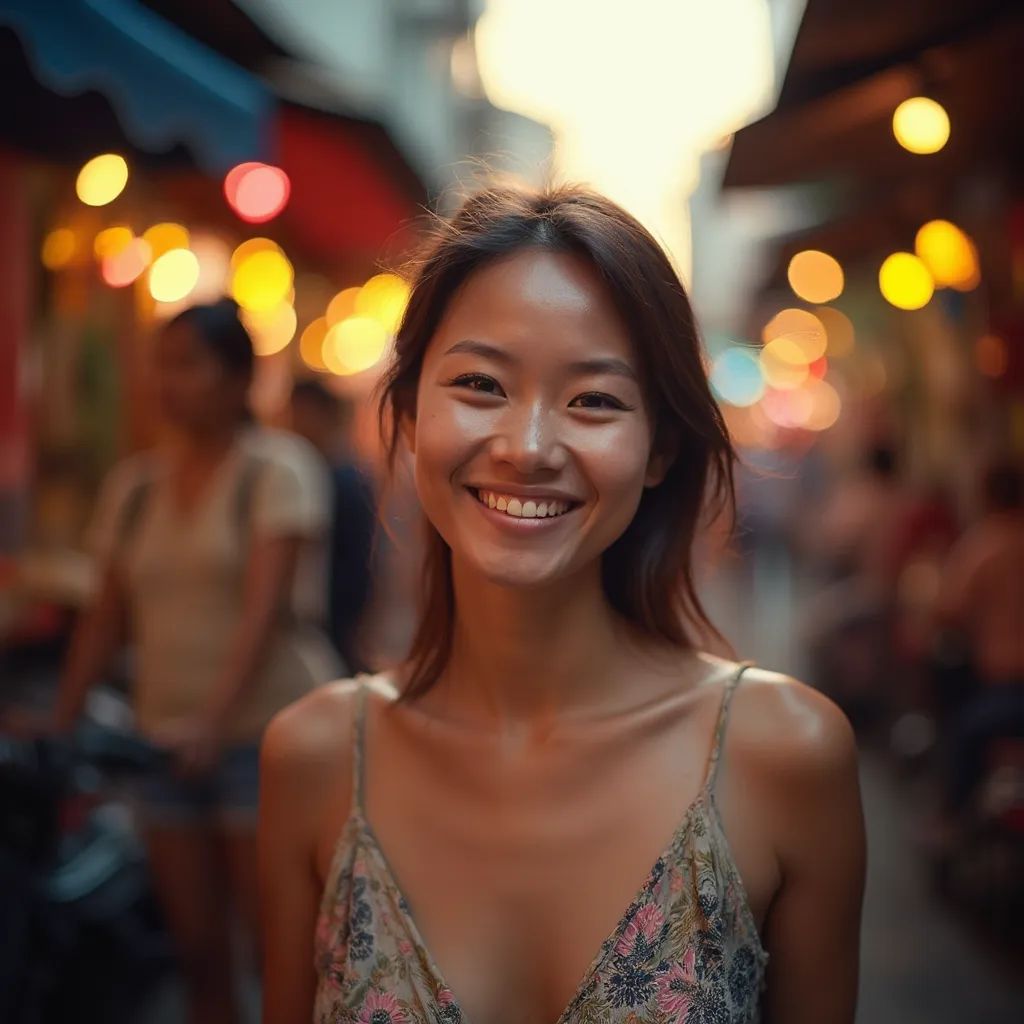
571, 392, 629, 410
448, 372, 504, 395
445, 377, 630, 410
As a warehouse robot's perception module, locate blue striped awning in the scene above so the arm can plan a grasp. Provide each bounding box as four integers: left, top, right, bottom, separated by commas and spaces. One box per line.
0, 0, 274, 173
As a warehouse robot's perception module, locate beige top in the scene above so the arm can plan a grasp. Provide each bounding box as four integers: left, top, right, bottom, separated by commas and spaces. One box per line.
89, 427, 341, 742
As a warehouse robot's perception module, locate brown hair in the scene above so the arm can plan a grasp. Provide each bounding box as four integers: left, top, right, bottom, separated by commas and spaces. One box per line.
376, 183, 736, 700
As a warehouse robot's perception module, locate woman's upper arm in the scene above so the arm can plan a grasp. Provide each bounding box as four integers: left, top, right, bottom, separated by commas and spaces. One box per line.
250, 437, 331, 542
756, 681, 866, 1024
258, 685, 355, 1024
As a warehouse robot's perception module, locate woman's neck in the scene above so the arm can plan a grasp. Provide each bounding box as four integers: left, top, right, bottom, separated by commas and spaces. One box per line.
168, 422, 242, 464
432, 559, 668, 730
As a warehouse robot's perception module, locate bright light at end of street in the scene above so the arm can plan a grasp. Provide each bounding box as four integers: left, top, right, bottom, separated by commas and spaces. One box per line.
475, 0, 774, 280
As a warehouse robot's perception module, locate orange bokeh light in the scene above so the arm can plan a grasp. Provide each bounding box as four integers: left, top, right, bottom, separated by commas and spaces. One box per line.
101, 238, 151, 287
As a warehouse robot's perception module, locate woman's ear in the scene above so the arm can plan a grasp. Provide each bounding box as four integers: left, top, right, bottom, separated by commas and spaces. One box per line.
644, 434, 677, 488
644, 453, 671, 488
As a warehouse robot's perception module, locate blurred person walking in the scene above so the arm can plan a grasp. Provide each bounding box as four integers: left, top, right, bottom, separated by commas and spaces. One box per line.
50, 299, 339, 1024
289, 379, 377, 675
803, 444, 909, 727
935, 459, 1024, 820
259, 185, 865, 1024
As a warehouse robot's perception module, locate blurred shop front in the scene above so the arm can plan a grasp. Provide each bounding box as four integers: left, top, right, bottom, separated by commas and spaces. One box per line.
0, 0, 426, 658
686, 0, 1024, 708
716, 0, 1024, 496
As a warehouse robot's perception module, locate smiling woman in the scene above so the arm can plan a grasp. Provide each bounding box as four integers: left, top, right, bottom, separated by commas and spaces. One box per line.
258, 184, 865, 1024
378, 185, 735, 700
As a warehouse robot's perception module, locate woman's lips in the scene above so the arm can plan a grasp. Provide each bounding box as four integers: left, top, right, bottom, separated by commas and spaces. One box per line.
464, 486, 580, 530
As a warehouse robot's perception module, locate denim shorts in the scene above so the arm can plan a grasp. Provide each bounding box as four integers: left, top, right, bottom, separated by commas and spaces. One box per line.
134, 742, 262, 830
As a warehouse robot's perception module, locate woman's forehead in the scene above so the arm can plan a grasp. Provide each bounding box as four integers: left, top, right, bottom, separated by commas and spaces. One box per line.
431, 248, 634, 360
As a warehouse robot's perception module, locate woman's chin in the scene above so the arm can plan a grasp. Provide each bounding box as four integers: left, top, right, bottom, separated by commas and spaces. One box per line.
460, 550, 574, 592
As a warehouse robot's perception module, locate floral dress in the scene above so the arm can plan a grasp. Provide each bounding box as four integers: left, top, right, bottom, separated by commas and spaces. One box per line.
314, 664, 769, 1023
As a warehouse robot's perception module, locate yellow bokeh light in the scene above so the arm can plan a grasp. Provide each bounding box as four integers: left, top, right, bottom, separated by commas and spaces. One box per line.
230, 237, 281, 268
231, 249, 294, 313
41, 228, 77, 270
813, 306, 855, 358
879, 252, 934, 310
300, 317, 329, 371
323, 316, 389, 375
242, 303, 297, 356
762, 308, 827, 362
143, 223, 190, 260
760, 337, 810, 390
76, 153, 129, 206
787, 250, 844, 303
149, 248, 200, 303
93, 226, 133, 259
914, 220, 979, 291
892, 97, 950, 155
326, 287, 362, 326
355, 273, 410, 333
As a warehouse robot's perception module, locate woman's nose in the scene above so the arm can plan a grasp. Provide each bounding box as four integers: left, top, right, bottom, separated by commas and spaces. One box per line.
490, 401, 566, 473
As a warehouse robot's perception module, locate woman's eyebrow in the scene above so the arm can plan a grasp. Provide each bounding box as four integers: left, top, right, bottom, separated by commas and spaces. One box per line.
443, 339, 638, 382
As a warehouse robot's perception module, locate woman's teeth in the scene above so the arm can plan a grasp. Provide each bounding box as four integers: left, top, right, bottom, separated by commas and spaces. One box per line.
474, 489, 573, 519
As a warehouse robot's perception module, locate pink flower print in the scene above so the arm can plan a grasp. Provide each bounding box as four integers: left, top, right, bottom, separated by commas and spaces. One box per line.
398, 939, 414, 957
314, 911, 334, 951
354, 857, 368, 875
657, 948, 696, 1020
670, 870, 685, 895
615, 902, 665, 958
357, 990, 409, 1023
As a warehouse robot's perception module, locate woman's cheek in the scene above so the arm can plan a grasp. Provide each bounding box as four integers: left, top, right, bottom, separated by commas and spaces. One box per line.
585, 423, 655, 539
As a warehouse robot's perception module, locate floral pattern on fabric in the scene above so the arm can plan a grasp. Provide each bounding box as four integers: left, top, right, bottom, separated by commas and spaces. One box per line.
315, 668, 766, 1023
313, 793, 768, 1024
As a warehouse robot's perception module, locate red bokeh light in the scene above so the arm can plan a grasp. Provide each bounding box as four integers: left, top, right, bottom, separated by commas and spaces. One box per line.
223, 162, 291, 224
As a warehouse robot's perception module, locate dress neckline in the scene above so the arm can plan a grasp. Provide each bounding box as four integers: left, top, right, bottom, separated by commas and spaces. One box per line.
346, 780, 725, 1024
319, 659, 763, 1024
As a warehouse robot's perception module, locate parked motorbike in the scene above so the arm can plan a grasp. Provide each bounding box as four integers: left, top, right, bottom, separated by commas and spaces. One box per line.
0, 717, 175, 1023
938, 738, 1024, 937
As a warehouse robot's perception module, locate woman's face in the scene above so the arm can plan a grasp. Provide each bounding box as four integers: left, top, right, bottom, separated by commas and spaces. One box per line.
409, 248, 668, 590
153, 322, 248, 434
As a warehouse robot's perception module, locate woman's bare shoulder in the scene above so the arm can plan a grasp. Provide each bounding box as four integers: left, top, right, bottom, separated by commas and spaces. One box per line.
260, 672, 397, 790
732, 665, 857, 765
729, 665, 862, 847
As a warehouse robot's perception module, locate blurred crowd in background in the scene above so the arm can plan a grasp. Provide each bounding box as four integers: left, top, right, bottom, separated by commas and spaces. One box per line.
0, 1, 1021, 1022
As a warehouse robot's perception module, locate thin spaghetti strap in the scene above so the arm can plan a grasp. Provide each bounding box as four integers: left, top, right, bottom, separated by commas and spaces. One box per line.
704, 660, 755, 795
351, 681, 368, 818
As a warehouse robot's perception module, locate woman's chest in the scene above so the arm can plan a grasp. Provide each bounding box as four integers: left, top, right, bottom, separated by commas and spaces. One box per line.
323, 809, 767, 1024
318, 710, 774, 1023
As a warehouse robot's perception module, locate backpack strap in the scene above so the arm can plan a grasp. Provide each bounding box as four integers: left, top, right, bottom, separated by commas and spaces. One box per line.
116, 462, 157, 548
